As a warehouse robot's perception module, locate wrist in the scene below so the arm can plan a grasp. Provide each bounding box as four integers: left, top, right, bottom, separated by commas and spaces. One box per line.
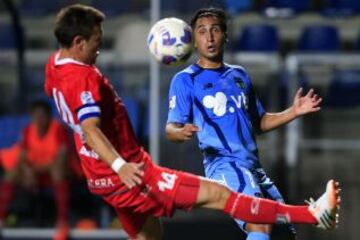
111, 157, 126, 172
290, 106, 300, 118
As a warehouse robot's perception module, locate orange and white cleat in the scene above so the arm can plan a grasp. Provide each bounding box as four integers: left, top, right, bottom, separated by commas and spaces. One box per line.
307, 180, 341, 230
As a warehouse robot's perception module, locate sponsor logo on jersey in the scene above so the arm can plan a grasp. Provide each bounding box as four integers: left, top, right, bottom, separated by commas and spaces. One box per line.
202, 91, 248, 117
234, 77, 245, 89
88, 177, 115, 189
80, 91, 95, 104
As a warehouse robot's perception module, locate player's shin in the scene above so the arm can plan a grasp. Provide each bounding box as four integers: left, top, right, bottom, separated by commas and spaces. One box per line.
223, 192, 317, 225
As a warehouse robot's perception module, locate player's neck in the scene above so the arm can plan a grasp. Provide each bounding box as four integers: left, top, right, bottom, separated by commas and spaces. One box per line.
197, 58, 223, 69
58, 49, 85, 64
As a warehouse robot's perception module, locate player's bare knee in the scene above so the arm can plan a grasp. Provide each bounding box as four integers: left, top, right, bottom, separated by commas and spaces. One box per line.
246, 223, 272, 234
201, 180, 231, 209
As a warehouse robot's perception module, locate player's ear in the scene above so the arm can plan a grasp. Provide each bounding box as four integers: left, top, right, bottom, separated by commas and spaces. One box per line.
73, 35, 85, 49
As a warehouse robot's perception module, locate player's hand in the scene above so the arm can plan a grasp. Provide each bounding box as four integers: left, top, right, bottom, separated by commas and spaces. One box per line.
293, 88, 322, 116
180, 124, 200, 141
117, 162, 145, 189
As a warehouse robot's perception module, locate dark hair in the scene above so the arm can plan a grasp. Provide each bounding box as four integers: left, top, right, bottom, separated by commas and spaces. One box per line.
54, 4, 105, 48
30, 100, 52, 115
190, 7, 227, 33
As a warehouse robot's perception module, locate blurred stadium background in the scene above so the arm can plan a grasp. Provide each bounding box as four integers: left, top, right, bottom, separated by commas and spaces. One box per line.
1, 0, 360, 239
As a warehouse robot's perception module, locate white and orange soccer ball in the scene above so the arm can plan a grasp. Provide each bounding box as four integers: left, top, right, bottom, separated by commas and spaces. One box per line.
147, 17, 193, 66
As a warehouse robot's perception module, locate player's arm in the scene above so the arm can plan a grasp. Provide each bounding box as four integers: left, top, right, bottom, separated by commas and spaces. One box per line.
166, 122, 199, 142
259, 88, 322, 132
80, 117, 144, 188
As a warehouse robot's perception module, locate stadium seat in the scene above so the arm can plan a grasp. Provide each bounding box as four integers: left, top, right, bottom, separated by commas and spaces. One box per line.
262, 0, 312, 15
322, 0, 360, 16
0, 23, 16, 49
325, 70, 360, 108
0, 115, 30, 149
224, 0, 252, 14
298, 25, 340, 52
236, 24, 279, 52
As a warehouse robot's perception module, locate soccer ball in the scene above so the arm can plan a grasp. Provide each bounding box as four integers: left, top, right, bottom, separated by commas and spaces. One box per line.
147, 17, 193, 66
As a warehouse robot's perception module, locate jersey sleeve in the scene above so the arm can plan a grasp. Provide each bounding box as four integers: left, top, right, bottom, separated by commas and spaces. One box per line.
167, 73, 193, 125
71, 69, 102, 123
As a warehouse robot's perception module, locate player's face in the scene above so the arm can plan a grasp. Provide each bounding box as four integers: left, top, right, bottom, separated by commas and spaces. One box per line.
82, 25, 103, 64
31, 108, 51, 131
193, 16, 226, 62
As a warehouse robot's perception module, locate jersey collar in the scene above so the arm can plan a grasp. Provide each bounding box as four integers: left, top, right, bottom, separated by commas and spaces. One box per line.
54, 51, 89, 66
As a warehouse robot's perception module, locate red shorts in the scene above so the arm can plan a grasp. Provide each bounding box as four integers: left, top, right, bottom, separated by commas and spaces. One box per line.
103, 161, 200, 239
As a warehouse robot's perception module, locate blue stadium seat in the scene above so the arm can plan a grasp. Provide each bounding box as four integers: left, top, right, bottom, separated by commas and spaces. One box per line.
0, 116, 30, 149
236, 24, 279, 52
298, 25, 340, 52
262, 0, 311, 12
325, 70, 360, 108
122, 96, 140, 137
0, 23, 16, 49
322, 0, 360, 16
19, 0, 64, 16
224, 0, 252, 14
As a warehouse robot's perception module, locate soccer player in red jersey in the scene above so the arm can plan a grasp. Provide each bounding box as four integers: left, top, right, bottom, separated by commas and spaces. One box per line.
0, 101, 70, 240
44, 4, 340, 240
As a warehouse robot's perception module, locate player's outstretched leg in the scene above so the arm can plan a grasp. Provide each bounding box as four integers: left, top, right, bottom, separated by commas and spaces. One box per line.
195, 179, 341, 229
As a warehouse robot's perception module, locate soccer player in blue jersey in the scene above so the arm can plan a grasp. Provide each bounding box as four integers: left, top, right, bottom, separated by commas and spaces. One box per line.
166, 8, 323, 240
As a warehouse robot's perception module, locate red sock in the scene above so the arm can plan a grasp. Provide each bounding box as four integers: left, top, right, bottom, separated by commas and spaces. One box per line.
54, 181, 69, 223
0, 181, 15, 221
224, 192, 317, 224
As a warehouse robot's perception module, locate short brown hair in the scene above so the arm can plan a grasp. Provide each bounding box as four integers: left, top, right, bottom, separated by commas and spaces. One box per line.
190, 7, 227, 33
54, 4, 105, 48
30, 100, 52, 116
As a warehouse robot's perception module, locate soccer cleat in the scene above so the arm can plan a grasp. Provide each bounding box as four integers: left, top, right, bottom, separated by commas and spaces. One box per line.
307, 180, 341, 230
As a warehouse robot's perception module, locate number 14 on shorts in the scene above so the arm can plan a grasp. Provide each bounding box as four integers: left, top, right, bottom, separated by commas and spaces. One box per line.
158, 172, 177, 191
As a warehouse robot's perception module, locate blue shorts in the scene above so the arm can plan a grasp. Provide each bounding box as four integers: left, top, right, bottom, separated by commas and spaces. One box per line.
205, 159, 286, 232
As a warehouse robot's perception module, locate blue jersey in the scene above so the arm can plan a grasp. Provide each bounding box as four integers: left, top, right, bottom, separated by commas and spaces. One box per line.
167, 63, 265, 170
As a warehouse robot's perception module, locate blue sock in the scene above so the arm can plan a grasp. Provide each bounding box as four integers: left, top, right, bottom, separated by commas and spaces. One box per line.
246, 232, 270, 240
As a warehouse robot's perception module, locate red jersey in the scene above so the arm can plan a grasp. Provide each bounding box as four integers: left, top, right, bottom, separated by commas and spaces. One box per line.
22, 119, 68, 166
44, 52, 146, 195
